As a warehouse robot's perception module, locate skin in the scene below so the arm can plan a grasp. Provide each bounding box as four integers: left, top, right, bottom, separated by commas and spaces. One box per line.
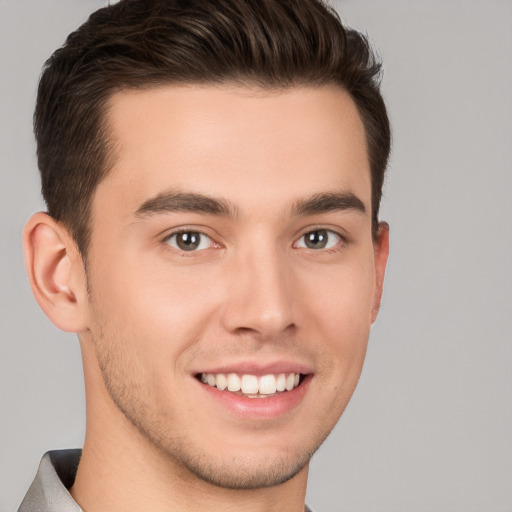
24, 84, 389, 512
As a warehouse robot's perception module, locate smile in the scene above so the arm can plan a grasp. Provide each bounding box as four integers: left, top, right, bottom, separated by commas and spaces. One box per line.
198, 372, 303, 398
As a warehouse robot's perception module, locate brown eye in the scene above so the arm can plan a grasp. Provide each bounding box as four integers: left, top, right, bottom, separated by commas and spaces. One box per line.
166, 231, 211, 251
297, 229, 341, 250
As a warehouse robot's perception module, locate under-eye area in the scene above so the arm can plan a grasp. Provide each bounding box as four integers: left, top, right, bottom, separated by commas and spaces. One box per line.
196, 372, 307, 398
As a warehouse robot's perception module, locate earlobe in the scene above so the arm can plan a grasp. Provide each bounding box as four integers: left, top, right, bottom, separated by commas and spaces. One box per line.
23, 212, 89, 333
371, 221, 390, 323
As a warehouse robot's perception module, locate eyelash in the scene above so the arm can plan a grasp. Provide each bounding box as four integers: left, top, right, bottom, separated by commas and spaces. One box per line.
162, 227, 346, 254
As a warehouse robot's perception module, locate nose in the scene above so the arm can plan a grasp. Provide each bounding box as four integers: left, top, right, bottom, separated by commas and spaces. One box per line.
221, 245, 296, 338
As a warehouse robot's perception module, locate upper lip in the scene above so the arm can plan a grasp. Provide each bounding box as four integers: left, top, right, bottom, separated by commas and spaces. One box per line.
193, 360, 314, 376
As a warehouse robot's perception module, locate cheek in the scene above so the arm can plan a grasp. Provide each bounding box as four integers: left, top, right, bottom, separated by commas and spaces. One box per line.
299, 251, 376, 379
87, 252, 222, 372
302, 251, 376, 333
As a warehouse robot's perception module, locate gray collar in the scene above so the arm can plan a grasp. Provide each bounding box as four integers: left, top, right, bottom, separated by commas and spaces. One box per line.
19, 449, 315, 512
18, 450, 82, 512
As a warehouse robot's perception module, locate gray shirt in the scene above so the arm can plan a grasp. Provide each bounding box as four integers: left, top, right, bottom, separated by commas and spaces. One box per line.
19, 450, 314, 512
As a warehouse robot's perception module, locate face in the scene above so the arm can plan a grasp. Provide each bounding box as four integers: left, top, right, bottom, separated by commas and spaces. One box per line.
83, 84, 387, 489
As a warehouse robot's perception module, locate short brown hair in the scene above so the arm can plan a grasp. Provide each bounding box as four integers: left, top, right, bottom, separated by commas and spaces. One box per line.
35, 0, 391, 257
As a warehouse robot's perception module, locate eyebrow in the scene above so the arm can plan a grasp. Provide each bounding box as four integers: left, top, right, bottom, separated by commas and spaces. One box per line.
135, 191, 239, 218
134, 190, 366, 220
292, 192, 366, 216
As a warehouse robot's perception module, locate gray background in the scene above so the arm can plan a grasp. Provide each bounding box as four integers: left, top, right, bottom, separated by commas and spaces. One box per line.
1, 1, 511, 511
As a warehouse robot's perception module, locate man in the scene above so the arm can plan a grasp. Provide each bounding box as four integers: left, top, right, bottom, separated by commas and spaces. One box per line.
19, 0, 390, 510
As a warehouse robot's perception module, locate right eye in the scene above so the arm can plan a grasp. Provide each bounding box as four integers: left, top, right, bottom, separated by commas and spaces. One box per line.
164, 231, 213, 252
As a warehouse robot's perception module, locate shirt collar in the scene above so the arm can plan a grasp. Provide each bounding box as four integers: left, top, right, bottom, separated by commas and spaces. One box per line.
18, 450, 82, 512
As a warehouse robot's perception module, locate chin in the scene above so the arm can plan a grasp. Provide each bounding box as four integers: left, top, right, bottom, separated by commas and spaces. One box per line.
166, 448, 314, 490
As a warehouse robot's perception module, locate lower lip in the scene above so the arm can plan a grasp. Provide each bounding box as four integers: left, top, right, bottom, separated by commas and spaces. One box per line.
197, 375, 312, 420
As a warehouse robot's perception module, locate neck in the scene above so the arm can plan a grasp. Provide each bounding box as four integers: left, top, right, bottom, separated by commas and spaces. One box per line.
71, 343, 309, 512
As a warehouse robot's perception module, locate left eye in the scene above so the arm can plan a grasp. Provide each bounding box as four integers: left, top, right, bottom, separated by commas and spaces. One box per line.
295, 229, 341, 250
165, 231, 213, 252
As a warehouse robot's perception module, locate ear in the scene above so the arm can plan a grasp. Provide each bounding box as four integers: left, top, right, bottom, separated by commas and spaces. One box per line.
371, 221, 390, 323
23, 212, 90, 333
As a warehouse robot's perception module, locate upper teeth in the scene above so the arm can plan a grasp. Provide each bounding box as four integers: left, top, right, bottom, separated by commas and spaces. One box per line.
200, 372, 301, 395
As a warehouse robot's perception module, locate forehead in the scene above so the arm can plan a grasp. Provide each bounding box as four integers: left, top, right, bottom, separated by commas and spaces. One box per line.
96, 84, 371, 220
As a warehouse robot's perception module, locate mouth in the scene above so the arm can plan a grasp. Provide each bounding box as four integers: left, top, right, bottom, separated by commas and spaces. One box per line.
195, 372, 306, 399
